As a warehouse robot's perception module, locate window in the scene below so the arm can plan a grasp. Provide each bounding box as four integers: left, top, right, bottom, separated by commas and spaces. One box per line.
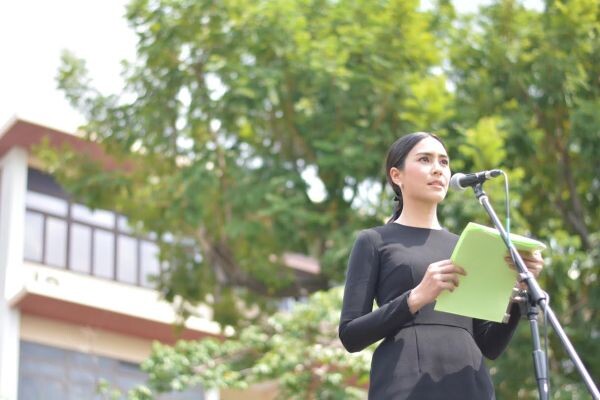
117, 235, 138, 284
118, 215, 133, 233
45, 217, 67, 268
23, 168, 175, 289
24, 212, 44, 262
70, 224, 91, 274
94, 229, 115, 279
140, 241, 160, 287
19, 341, 206, 399
72, 203, 115, 229
25, 191, 68, 216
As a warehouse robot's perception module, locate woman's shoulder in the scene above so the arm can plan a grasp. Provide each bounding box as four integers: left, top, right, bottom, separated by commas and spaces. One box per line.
355, 223, 397, 237
356, 223, 459, 244
351, 225, 388, 249
353, 223, 408, 245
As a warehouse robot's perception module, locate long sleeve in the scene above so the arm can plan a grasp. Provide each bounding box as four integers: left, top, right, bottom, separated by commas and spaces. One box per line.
338, 230, 416, 353
473, 302, 522, 360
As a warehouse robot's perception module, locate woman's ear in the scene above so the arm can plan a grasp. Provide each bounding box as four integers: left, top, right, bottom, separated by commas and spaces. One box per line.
389, 167, 403, 188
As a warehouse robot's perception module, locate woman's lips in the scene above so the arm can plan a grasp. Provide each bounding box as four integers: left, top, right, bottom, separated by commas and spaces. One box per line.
428, 181, 445, 188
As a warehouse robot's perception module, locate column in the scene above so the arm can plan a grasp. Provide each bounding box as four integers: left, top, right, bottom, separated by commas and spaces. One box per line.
0, 147, 28, 400
205, 388, 220, 400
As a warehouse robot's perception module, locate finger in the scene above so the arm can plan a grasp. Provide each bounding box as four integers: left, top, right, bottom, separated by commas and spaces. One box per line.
520, 257, 542, 265
522, 250, 543, 258
452, 273, 460, 287
437, 263, 467, 275
512, 295, 526, 303
439, 281, 457, 293
438, 272, 461, 287
520, 254, 545, 266
505, 255, 543, 270
527, 261, 543, 269
441, 272, 460, 287
524, 259, 543, 269
426, 260, 450, 275
434, 272, 458, 286
504, 257, 517, 271
504, 256, 515, 265
505, 254, 538, 263
431, 259, 454, 269
527, 266, 543, 277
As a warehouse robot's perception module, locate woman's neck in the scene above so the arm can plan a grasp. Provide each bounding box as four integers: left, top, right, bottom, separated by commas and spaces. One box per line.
395, 200, 441, 229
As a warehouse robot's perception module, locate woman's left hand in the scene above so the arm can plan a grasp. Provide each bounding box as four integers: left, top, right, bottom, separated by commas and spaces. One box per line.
505, 250, 544, 290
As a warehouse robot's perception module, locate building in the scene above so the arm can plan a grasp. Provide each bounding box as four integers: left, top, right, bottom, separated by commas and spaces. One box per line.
0, 118, 280, 400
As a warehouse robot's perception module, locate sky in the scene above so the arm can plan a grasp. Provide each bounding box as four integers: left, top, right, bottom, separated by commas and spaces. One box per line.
0, 0, 542, 134
0, 0, 135, 132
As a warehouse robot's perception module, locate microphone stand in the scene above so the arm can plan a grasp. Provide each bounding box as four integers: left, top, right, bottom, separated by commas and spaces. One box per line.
471, 182, 599, 400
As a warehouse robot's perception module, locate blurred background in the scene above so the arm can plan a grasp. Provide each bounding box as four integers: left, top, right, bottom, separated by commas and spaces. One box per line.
0, 0, 597, 399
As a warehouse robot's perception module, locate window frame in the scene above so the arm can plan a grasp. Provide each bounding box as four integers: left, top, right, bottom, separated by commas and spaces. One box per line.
24, 168, 163, 288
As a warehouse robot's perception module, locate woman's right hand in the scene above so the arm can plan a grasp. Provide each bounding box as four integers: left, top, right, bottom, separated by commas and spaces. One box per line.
408, 259, 467, 314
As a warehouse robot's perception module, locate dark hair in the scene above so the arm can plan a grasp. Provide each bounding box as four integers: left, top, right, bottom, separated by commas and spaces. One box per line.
385, 132, 446, 223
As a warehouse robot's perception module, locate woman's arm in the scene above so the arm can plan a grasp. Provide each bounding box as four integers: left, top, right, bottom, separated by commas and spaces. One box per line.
475, 250, 544, 359
473, 302, 522, 360
338, 230, 416, 353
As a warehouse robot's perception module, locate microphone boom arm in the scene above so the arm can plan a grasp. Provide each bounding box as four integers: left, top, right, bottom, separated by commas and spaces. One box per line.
470, 182, 599, 400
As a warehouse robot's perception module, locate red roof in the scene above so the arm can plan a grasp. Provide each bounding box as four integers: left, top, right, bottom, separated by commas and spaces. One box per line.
0, 118, 127, 170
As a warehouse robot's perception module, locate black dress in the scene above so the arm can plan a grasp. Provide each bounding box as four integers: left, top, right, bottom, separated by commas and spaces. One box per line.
338, 223, 521, 399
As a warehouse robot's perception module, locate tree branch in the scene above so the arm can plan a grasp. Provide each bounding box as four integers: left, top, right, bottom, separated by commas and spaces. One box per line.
195, 227, 328, 298
552, 125, 591, 250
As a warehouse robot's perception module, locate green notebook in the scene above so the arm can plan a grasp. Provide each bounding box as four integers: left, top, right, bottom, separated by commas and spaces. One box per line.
434, 222, 546, 323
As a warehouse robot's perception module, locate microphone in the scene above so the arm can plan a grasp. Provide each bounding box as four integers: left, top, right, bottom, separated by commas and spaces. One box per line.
450, 169, 503, 190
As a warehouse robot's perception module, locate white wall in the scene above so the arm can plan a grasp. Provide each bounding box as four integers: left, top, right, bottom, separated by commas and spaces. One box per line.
0, 148, 28, 400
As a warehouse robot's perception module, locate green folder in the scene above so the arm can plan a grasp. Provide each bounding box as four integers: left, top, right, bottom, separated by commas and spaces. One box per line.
434, 222, 546, 323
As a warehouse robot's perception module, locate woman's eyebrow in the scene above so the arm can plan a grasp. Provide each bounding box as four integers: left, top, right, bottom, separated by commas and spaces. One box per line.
415, 152, 450, 160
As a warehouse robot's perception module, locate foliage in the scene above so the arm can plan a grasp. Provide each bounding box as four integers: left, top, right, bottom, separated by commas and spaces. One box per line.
100, 288, 370, 400
47, 0, 451, 328
47, 0, 599, 398
443, 0, 600, 398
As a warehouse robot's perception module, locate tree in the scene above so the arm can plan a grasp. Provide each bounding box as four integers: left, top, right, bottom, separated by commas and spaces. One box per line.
45, 0, 599, 398
48, 0, 451, 326
444, 0, 599, 397
99, 287, 370, 400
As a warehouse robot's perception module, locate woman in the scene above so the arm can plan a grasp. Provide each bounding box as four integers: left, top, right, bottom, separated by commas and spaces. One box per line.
338, 132, 543, 399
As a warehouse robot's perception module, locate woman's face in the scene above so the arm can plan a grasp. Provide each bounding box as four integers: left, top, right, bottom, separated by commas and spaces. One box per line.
391, 136, 451, 205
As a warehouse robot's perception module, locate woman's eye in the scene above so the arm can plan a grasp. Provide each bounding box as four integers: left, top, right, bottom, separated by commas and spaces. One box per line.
419, 157, 429, 162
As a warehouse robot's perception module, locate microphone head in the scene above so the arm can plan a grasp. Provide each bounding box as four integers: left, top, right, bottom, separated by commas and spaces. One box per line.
449, 173, 467, 191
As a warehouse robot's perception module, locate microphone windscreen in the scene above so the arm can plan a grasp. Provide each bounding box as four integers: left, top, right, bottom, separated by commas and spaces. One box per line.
449, 173, 466, 191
